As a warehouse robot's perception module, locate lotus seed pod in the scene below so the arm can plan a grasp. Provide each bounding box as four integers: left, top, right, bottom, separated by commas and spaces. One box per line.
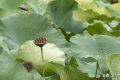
23, 61, 33, 72
34, 37, 47, 47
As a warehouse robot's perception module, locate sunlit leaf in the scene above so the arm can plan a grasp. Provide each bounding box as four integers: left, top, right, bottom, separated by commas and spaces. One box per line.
18, 41, 65, 70
112, 3, 120, 10
106, 54, 120, 80
75, 0, 120, 17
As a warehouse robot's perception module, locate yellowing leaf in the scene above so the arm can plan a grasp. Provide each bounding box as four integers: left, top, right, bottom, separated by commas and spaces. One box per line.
106, 54, 120, 80
75, 0, 96, 10
112, 3, 120, 10
74, 0, 116, 17
106, 54, 120, 74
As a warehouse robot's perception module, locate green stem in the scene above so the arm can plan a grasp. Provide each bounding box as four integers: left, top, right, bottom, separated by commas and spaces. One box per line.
40, 47, 45, 80
95, 62, 98, 80
41, 47, 44, 62
104, 71, 107, 80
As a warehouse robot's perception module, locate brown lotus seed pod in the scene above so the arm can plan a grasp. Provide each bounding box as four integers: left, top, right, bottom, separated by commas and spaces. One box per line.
23, 61, 33, 72
34, 37, 47, 47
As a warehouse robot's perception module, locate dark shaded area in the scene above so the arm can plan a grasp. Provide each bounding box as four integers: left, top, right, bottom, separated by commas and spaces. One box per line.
111, 0, 119, 4
0, 47, 3, 54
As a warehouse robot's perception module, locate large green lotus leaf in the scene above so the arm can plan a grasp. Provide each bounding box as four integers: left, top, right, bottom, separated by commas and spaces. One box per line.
0, 0, 26, 17
112, 23, 120, 31
0, 8, 5, 17
70, 35, 120, 60
26, 0, 53, 15
68, 56, 102, 78
46, 75, 60, 80
44, 62, 93, 80
68, 35, 120, 76
80, 62, 98, 77
18, 41, 65, 70
86, 21, 110, 35
110, 23, 120, 36
0, 51, 35, 80
0, 36, 9, 53
0, 13, 67, 49
88, 15, 115, 23
47, 0, 84, 33
0, 0, 25, 10
69, 57, 101, 78
77, 61, 101, 78
30, 70, 41, 80
106, 54, 120, 75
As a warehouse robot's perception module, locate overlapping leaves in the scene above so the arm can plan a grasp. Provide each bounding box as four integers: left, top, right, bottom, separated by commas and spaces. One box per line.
0, 50, 36, 80
67, 35, 120, 77
0, 0, 120, 80
47, 0, 84, 33
0, 13, 67, 49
